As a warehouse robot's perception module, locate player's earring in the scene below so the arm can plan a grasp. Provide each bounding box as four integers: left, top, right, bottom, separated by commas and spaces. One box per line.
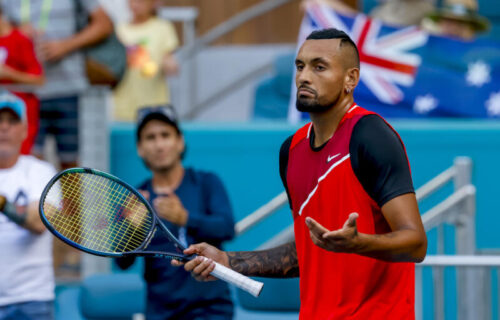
346, 88, 351, 94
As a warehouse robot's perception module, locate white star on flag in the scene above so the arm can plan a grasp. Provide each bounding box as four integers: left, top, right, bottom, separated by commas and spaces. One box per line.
466, 60, 491, 87
414, 94, 438, 114
486, 91, 500, 117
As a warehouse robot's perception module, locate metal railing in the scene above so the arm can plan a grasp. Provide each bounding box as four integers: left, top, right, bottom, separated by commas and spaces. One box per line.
416, 157, 478, 320
79, 86, 113, 277
416, 255, 498, 320
158, 7, 199, 118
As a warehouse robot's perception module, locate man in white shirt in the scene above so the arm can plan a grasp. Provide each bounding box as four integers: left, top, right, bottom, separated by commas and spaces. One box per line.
0, 92, 56, 320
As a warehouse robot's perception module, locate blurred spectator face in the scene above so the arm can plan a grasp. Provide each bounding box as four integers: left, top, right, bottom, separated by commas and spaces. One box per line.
129, 0, 156, 19
137, 120, 184, 172
0, 109, 26, 159
295, 39, 349, 112
439, 17, 475, 39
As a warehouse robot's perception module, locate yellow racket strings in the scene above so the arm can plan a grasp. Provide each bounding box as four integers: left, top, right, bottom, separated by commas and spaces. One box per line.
42, 173, 154, 254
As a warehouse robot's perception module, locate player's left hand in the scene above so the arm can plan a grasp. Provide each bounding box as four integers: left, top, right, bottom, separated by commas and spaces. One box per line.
305, 213, 360, 253
154, 193, 188, 227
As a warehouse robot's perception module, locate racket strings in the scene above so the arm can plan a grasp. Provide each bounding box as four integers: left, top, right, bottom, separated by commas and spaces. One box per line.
76, 175, 152, 251
45, 176, 135, 252
42, 172, 154, 254
51, 175, 149, 252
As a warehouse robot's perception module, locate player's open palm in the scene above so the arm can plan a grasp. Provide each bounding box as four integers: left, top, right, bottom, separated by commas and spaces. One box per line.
306, 213, 360, 253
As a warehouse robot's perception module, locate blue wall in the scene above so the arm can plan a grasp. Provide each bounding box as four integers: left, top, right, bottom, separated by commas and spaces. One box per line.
111, 122, 295, 251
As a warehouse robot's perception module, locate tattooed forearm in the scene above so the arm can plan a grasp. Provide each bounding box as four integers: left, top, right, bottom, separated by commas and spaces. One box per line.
227, 242, 299, 278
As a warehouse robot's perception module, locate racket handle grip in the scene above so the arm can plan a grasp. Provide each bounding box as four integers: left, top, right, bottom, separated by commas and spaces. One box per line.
210, 261, 264, 297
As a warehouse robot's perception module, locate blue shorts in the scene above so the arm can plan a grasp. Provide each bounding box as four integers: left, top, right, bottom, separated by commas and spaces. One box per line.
0, 301, 54, 320
34, 96, 79, 164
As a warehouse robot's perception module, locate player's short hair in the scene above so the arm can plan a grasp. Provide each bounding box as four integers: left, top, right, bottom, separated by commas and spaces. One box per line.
306, 28, 360, 69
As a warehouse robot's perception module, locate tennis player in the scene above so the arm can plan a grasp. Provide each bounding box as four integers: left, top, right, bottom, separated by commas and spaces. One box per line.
174, 28, 427, 319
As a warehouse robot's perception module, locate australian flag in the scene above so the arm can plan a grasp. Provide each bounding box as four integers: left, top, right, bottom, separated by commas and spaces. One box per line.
288, 3, 500, 122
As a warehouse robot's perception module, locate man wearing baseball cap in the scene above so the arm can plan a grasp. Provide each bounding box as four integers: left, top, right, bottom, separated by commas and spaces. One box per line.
115, 104, 235, 320
0, 92, 57, 319
422, 0, 490, 40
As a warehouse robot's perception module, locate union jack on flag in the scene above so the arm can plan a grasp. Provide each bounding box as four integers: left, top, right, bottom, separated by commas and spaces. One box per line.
288, 4, 500, 121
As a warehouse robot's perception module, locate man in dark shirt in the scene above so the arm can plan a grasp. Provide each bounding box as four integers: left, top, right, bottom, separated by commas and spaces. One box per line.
175, 28, 427, 320
116, 104, 235, 320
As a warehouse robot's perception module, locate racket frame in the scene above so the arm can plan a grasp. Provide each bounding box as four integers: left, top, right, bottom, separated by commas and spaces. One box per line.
39, 167, 188, 259
39, 167, 264, 297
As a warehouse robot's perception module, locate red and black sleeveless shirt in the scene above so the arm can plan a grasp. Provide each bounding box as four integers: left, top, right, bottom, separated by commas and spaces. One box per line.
280, 104, 415, 319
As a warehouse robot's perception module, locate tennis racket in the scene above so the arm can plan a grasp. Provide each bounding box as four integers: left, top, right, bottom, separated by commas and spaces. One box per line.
39, 168, 263, 297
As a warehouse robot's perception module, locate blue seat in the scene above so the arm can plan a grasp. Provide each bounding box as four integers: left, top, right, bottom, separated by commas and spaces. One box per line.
55, 273, 300, 320
237, 278, 299, 312
252, 52, 295, 120
55, 273, 145, 320
234, 278, 300, 320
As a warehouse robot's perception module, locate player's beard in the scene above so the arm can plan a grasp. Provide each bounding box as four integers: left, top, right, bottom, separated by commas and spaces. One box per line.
296, 90, 340, 113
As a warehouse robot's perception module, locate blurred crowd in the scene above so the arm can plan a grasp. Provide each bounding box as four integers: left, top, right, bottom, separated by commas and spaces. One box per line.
309, 0, 490, 39
0, 0, 181, 282
0, 0, 495, 319
0, 1, 181, 319
0, 0, 493, 166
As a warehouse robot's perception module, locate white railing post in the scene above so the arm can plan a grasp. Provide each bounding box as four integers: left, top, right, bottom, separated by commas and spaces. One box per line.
453, 157, 480, 320
158, 7, 199, 117
415, 266, 423, 320
79, 86, 112, 276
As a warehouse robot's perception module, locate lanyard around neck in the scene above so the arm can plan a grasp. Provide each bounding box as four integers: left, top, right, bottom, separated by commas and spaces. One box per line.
21, 0, 53, 31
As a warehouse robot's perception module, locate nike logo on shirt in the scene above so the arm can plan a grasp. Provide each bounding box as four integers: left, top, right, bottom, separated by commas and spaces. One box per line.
327, 153, 341, 163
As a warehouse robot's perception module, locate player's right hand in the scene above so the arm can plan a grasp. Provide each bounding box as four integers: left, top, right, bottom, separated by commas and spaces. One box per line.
171, 242, 230, 282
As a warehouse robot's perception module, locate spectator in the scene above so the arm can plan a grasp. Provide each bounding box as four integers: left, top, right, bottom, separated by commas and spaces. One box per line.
0, 0, 113, 168
0, 0, 113, 278
422, 0, 490, 40
303, 0, 435, 27
0, 94, 57, 320
113, 0, 179, 122
0, 7, 44, 155
116, 105, 235, 320
370, 0, 435, 27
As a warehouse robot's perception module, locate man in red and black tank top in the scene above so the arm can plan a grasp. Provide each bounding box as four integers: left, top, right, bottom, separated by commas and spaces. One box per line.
178, 28, 427, 320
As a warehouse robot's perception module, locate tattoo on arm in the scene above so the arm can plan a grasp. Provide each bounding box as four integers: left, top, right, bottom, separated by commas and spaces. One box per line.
227, 242, 299, 278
